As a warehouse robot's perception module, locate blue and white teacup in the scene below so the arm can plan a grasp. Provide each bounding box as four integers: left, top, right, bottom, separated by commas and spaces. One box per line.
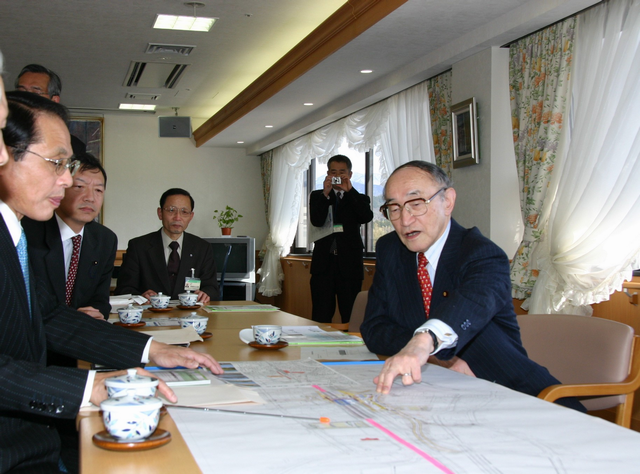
100, 395, 162, 440
179, 313, 209, 335
117, 304, 143, 324
179, 291, 198, 306
149, 292, 170, 309
252, 325, 282, 345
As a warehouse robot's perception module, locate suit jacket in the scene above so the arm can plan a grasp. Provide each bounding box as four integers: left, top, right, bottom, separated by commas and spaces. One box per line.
115, 229, 219, 300
22, 216, 117, 318
309, 188, 373, 280
361, 219, 563, 398
0, 214, 150, 473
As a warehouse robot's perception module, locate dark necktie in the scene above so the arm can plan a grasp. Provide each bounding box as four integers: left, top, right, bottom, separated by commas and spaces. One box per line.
168, 241, 180, 289
16, 230, 31, 316
65, 234, 82, 306
417, 253, 433, 318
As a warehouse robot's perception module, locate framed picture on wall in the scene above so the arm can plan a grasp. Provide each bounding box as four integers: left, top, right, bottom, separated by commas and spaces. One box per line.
451, 98, 479, 168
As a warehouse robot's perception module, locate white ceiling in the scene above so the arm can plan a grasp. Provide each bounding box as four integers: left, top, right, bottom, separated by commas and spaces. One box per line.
0, 0, 599, 153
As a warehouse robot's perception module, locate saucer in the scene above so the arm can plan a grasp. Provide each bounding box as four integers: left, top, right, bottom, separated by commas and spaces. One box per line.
248, 340, 289, 350
149, 307, 172, 313
114, 321, 146, 328
200, 331, 212, 340
177, 305, 200, 310
92, 428, 171, 451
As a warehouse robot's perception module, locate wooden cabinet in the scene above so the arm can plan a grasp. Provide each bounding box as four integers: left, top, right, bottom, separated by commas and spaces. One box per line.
256, 256, 376, 322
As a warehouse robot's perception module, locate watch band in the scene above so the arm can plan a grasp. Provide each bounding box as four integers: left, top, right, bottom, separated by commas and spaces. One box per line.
415, 328, 440, 352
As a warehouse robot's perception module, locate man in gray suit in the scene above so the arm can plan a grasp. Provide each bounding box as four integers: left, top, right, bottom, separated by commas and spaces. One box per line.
0, 90, 222, 473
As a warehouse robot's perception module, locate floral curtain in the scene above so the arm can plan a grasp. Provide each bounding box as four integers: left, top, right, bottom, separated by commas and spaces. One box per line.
427, 70, 453, 177
528, 0, 640, 315
258, 150, 273, 259
508, 17, 576, 301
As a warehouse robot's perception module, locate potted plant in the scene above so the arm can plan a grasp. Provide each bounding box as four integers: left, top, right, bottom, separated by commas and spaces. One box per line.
213, 205, 243, 236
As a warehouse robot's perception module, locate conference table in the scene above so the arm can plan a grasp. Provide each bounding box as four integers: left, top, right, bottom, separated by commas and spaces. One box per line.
80, 303, 640, 473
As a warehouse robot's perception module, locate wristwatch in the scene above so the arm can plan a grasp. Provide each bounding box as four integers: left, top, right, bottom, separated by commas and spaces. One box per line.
415, 328, 440, 352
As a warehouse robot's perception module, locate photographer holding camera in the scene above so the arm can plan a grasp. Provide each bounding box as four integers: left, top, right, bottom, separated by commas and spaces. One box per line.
309, 155, 373, 324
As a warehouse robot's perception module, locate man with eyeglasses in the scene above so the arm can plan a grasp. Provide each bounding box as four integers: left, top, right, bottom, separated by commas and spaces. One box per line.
0, 91, 223, 472
115, 188, 219, 304
15, 63, 87, 157
360, 161, 585, 411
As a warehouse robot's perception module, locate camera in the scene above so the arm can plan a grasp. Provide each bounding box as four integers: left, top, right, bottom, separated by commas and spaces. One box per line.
331, 177, 342, 185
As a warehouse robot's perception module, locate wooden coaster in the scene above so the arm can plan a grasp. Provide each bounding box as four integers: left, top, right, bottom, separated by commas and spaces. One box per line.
148, 307, 172, 313
176, 305, 200, 310
92, 428, 171, 451
248, 340, 289, 350
200, 332, 212, 340
113, 321, 146, 328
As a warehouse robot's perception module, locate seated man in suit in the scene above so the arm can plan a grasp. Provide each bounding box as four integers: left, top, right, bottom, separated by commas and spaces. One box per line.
0, 88, 222, 473
361, 160, 585, 411
115, 188, 219, 304
23, 152, 114, 321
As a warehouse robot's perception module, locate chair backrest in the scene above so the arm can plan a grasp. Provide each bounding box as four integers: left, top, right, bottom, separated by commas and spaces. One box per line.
517, 314, 635, 411
348, 291, 368, 333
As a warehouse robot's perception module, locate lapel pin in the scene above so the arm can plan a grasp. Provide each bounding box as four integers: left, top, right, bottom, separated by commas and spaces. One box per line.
443, 291, 448, 297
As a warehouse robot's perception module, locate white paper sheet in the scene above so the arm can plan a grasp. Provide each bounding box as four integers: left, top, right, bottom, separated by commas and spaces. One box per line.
300, 345, 378, 361
139, 327, 202, 344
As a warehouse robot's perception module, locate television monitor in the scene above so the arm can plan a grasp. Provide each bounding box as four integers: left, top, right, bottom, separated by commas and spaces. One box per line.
204, 236, 255, 283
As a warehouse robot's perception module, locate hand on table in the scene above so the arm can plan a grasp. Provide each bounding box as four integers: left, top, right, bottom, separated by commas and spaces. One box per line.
142, 289, 157, 302
373, 332, 433, 394
78, 306, 105, 320
90, 367, 176, 406
195, 290, 210, 305
148, 340, 223, 375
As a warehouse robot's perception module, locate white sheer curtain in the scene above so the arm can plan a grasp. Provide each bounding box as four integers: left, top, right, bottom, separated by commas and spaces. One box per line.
379, 81, 435, 181
257, 81, 435, 295
529, 0, 640, 314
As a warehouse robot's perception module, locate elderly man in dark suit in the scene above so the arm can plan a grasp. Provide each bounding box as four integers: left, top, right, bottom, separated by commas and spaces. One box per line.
0, 90, 222, 473
309, 155, 373, 324
23, 152, 115, 321
115, 188, 218, 304
361, 161, 584, 411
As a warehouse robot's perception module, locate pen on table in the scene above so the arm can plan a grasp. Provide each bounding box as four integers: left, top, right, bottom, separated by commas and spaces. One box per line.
169, 405, 330, 423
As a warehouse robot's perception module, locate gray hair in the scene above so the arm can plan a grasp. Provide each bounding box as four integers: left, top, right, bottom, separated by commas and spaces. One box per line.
384, 160, 452, 200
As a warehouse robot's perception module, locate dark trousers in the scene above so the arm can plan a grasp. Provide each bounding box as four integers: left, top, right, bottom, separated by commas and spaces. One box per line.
310, 256, 363, 324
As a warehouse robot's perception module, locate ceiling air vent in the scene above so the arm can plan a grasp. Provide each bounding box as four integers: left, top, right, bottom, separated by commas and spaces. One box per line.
145, 43, 196, 56
124, 61, 189, 89
125, 93, 161, 101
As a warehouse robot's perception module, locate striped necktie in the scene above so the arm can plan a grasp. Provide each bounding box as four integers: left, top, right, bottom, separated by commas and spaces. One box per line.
417, 252, 432, 318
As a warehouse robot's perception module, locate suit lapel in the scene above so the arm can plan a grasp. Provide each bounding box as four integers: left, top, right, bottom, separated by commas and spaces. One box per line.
43, 218, 66, 302
392, 237, 425, 321
177, 233, 195, 289
431, 220, 462, 310
75, 222, 97, 306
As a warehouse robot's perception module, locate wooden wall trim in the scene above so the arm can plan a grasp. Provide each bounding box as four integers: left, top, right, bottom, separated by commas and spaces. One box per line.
193, 0, 408, 147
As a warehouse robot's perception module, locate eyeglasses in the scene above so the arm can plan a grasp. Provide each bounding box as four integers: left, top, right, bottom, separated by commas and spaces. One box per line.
163, 206, 192, 217
12, 147, 79, 176
380, 188, 447, 221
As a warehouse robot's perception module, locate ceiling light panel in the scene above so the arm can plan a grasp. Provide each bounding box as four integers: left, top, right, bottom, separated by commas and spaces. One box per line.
119, 104, 156, 111
153, 14, 216, 32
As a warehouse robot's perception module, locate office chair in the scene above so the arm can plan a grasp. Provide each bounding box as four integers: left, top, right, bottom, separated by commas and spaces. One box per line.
348, 290, 368, 333
517, 313, 640, 428
218, 244, 233, 301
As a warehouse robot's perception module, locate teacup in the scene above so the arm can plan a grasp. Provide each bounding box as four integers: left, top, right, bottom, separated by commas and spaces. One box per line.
179, 291, 198, 307
179, 313, 208, 335
117, 304, 143, 324
252, 325, 282, 345
100, 395, 163, 440
149, 292, 170, 309
105, 369, 159, 399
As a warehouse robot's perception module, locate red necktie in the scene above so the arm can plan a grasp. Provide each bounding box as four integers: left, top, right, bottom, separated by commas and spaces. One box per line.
417, 252, 433, 318
65, 234, 82, 306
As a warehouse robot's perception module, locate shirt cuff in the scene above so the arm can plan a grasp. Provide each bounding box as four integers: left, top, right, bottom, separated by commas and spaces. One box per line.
414, 319, 458, 355
142, 337, 153, 364
81, 370, 97, 407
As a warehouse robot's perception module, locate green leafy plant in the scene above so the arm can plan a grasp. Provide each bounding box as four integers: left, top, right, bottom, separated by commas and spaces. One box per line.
212, 205, 243, 228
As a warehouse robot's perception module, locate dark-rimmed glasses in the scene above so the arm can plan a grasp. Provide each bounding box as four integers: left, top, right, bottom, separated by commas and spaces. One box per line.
380, 188, 447, 221
163, 206, 192, 217
12, 147, 79, 176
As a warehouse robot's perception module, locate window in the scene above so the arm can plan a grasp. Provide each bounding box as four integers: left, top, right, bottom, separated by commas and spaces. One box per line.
291, 139, 392, 256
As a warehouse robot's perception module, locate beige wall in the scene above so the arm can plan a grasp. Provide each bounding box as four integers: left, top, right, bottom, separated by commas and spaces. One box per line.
101, 114, 269, 250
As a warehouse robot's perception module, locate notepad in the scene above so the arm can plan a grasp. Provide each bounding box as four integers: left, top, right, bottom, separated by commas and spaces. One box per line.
152, 369, 212, 387
280, 326, 364, 346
